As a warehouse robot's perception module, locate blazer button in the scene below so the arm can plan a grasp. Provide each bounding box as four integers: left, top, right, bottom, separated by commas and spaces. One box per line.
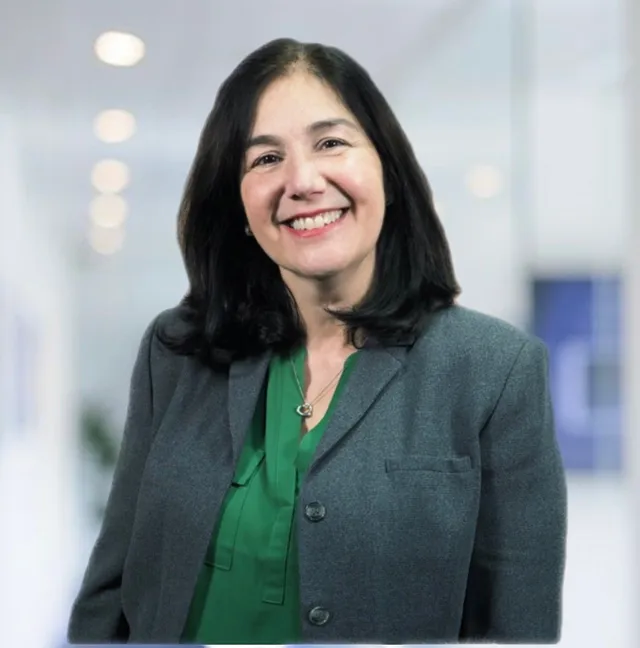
304, 501, 326, 522
308, 606, 331, 626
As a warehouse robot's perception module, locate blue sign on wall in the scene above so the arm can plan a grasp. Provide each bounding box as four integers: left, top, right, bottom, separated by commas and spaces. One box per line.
531, 277, 622, 472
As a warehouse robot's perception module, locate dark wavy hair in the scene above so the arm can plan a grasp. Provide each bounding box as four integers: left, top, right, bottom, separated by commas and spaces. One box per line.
158, 38, 461, 368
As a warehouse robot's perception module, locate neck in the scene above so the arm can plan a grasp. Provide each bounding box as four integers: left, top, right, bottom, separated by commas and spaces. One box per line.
281, 265, 372, 351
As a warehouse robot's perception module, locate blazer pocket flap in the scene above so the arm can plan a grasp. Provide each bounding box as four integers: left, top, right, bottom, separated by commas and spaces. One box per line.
385, 454, 472, 473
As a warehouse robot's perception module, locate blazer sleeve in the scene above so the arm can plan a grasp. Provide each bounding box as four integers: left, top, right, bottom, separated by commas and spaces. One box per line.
459, 337, 568, 644
67, 316, 159, 643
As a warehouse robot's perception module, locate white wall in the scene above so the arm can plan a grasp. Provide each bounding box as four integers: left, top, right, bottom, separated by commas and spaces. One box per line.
398, 95, 529, 328
0, 116, 79, 648
395, 86, 626, 328
531, 92, 626, 274
624, 0, 640, 642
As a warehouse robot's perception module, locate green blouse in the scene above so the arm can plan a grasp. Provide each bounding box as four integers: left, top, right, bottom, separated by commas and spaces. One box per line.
181, 347, 358, 644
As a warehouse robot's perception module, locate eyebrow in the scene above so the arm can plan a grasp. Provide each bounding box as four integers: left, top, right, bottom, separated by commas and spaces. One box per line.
245, 118, 359, 151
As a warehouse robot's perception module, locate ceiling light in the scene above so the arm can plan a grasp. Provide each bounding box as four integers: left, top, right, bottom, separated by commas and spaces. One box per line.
95, 31, 145, 67
465, 165, 503, 199
91, 159, 130, 193
90, 194, 128, 229
94, 109, 136, 143
89, 223, 125, 255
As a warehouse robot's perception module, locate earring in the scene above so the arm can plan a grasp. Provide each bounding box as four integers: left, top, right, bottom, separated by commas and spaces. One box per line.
244, 224, 253, 236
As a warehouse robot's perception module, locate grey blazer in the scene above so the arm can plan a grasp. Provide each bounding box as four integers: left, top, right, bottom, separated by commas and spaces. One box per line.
67, 304, 567, 644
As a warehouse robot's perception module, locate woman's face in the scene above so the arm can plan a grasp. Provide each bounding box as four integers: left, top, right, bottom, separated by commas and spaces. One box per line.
240, 70, 386, 287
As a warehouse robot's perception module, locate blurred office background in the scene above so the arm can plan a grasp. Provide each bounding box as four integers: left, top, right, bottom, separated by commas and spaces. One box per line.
0, 0, 638, 646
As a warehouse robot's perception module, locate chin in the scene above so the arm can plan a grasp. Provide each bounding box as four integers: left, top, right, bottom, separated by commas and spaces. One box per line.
289, 256, 349, 279
283, 249, 373, 285
300, 266, 345, 281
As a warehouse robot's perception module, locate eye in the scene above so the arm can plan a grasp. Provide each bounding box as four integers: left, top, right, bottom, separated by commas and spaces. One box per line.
318, 138, 347, 150
251, 153, 281, 168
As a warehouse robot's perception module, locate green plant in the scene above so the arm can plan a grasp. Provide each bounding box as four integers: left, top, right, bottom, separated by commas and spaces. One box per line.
79, 403, 120, 521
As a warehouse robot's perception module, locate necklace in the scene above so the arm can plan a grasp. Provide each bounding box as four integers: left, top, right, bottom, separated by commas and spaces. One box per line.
290, 357, 344, 418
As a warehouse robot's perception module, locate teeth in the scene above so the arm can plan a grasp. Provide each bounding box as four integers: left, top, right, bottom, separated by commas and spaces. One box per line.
291, 209, 345, 231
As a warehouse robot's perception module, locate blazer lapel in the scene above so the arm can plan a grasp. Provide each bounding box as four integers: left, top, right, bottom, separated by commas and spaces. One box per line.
309, 344, 409, 472
227, 351, 272, 464
159, 351, 271, 641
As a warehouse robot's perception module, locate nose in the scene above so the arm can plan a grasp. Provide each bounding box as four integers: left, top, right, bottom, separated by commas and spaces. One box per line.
283, 154, 326, 200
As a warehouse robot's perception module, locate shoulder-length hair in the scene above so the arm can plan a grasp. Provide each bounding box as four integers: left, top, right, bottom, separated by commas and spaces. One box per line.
158, 38, 461, 368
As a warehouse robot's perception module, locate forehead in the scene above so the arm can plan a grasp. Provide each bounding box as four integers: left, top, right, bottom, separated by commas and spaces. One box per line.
251, 71, 353, 134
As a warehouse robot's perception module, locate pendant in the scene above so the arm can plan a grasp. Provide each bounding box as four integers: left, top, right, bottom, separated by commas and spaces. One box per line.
296, 402, 313, 418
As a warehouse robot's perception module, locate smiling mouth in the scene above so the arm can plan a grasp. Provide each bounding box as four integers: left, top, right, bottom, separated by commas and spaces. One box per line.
283, 208, 348, 232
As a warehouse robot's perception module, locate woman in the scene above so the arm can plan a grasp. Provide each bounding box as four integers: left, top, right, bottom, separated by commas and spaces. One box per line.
68, 38, 567, 644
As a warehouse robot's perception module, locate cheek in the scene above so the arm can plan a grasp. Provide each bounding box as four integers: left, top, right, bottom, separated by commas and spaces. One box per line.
339, 156, 385, 209
240, 179, 272, 225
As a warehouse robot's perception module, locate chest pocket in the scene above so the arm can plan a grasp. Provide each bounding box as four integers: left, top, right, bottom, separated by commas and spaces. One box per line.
385, 454, 472, 473
204, 448, 266, 571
